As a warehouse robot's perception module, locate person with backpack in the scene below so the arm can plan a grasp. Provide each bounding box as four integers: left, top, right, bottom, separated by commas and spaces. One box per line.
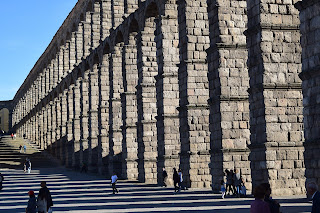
162, 167, 168, 187
37, 181, 53, 213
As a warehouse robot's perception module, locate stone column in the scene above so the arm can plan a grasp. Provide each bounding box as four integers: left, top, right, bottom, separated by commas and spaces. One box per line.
110, 41, 124, 177
64, 42, 70, 74
245, 0, 304, 195
80, 69, 90, 168
61, 89, 68, 164
43, 106, 48, 149
53, 58, 59, 87
206, 0, 251, 191
70, 32, 77, 67
176, 0, 211, 188
136, 15, 158, 183
101, 0, 112, 40
83, 12, 92, 57
47, 101, 53, 153
76, 23, 84, 64
58, 48, 65, 82
112, 0, 125, 28
88, 63, 100, 172
295, 0, 320, 186
122, 41, 139, 180
55, 96, 61, 158
92, 2, 101, 48
155, 1, 181, 185
73, 78, 82, 169
66, 84, 74, 167
98, 53, 110, 175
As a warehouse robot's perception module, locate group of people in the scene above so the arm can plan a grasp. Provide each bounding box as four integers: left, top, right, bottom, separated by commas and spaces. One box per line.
26, 181, 53, 213
172, 168, 187, 193
221, 169, 246, 198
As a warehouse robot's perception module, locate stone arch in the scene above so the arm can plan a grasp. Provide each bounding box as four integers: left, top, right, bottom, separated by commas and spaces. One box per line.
86, 1, 93, 12
115, 31, 124, 44
129, 18, 139, 33
145, 1, 159, 18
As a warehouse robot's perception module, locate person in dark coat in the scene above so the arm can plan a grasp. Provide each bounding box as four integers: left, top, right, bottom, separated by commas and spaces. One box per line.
260, 183, 280, 213
173, 168, 179, 193
38, 181, 53, 213
162, 167, 168, 187
26, 190, 37, 213
0, 172, 3, 190
307, 182, 320, 213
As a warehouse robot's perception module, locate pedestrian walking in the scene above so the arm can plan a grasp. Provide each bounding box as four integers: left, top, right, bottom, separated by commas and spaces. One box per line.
0, 172, 4, 190
225, 169, 234, 195
23, 145, 27, 153
173, 168, 179, 193
24, 158, 32, 174
162, 167, 168, 187
26, 190, 37, 213
11, 133, 14, 140
111, 173, 118, 194
221, 180, 226, 199
19, 145, 23, 153
38, 181, 53, 213
178, 169, 185, 191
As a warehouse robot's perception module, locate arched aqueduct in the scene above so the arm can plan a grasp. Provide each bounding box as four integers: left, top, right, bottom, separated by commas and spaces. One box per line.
7, 0, 320, 195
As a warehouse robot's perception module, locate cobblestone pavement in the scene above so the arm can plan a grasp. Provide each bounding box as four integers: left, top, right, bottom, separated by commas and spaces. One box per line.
0, 167, 312, 213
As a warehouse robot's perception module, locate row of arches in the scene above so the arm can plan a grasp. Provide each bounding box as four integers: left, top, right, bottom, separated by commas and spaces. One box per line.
10, 0, 307, 195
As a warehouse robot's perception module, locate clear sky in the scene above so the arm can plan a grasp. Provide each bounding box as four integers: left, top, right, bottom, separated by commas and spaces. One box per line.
0, 0, 78, 101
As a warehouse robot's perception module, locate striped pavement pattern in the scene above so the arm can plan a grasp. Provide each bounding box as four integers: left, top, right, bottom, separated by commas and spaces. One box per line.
0, 168, 312, 213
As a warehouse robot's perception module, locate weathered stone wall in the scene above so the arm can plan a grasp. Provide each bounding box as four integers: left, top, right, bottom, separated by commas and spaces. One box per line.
8, 0, 310, 195
245, 0, 305, 195
295, 0, 320, 186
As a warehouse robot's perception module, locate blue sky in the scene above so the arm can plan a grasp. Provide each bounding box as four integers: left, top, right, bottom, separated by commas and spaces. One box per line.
0, 0, 78, 101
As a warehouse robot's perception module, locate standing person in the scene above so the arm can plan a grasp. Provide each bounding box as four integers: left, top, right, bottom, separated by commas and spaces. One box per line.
38, 181, 53, 213
260, 183, 280, 213
11, 133, 14, 140
234, 169, 241, 197
0, 172, 4, 190
23, 144, 27, 153
221, 180, 226, 199
307, 182, 320, 213
162, 167, 168, 187
178, 169, 185, 191
225, 169, 233, 196
111, 173, 118, 194
250, 185, 271, 213
19, 145, 23, 153
26, 190, 37, 213
230, 169, 236, 195
24, 158, 32, 174
173, 168, 179, 193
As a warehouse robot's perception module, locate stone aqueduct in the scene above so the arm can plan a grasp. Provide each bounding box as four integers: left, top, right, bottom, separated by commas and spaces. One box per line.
7, 0, 320, 195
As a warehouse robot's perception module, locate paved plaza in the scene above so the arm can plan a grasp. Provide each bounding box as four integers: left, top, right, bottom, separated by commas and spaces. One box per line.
0, 167, 313, 213
0, 136, 313, 212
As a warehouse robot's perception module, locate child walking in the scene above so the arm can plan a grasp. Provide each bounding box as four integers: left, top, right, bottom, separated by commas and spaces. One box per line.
221, 180, 226, 199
